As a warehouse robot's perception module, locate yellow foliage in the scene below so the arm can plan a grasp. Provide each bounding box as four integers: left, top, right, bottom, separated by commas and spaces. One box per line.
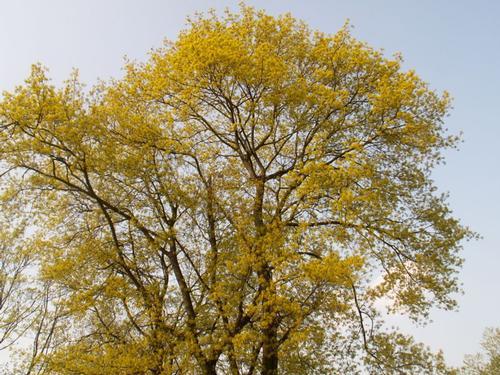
0, 4, 472, 374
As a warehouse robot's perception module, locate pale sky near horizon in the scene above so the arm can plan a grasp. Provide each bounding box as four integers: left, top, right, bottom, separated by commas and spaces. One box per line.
0, 0, 499, 368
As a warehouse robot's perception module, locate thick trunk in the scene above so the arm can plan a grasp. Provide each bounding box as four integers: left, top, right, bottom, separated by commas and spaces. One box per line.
205, 360, 218, 375
253, 179, 280, 374
262, 323, 279, 375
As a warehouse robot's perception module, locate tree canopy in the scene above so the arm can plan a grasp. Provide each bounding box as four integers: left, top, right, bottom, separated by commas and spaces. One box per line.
0, 5, 473, 374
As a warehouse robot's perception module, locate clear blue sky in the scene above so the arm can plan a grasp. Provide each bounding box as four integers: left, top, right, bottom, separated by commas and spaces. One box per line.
1, 0, 499, 367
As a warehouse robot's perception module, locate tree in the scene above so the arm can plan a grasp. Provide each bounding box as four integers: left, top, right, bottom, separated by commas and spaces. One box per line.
0, 5, 473, 374
0, 216, 34, 350
0, 207, 61, 375
460, 328, 500, 375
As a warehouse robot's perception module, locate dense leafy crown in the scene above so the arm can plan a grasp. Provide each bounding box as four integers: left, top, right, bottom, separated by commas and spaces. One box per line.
0, 5, 472, 374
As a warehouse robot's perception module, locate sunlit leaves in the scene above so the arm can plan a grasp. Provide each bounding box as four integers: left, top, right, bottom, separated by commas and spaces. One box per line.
0, 4, 474, 374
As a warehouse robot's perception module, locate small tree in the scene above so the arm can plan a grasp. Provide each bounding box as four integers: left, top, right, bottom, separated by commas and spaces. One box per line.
0, 6, 473, 374
461, 328, 500, 375
0, 210, 61, 375
0, 217, 33, 350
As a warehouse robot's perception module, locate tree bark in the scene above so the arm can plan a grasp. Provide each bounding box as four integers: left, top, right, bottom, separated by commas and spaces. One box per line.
253, 179, 280, 374
261, 309, 279, 375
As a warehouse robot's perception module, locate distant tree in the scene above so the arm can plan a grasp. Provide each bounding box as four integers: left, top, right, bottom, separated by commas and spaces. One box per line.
0, 5, 473, 374
0, 216, 33, 350
0, 205, 62, 375
460, 328, 500, 375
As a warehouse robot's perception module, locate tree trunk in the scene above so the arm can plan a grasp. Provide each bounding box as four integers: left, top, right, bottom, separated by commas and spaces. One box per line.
252, 179, 280, 374
205, 359, 218, 375
262, 323, 279, 375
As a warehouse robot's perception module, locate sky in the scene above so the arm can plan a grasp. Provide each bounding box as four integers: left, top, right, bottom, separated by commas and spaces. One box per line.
0, 0, 499, 367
